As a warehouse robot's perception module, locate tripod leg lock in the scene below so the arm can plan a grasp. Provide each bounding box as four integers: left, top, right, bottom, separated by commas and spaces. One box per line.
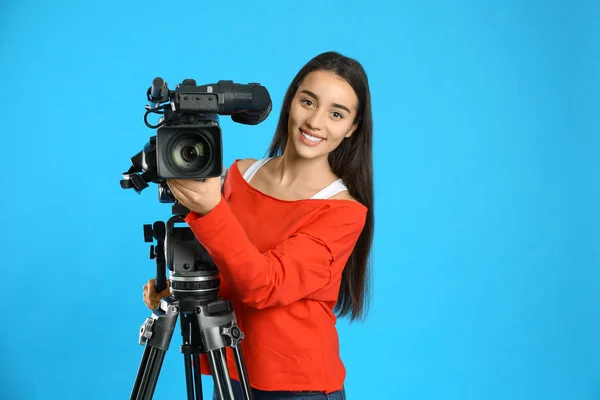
222, 323, 244, 347
139, 318, 155, 344
138, 298, 180, 351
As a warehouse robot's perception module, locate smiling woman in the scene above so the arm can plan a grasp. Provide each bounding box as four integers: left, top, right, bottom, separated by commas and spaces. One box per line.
287, 70, 359, 159
144, 51, 374, 400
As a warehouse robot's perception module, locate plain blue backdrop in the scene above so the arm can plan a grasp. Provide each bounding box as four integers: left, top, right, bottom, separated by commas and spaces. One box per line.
1, 0, 598, 399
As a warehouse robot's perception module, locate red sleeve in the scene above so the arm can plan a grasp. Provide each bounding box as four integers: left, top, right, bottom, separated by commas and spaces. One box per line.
184, 198, 367, 309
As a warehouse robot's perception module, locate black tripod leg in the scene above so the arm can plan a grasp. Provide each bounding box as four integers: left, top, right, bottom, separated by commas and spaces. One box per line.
182, 354, 203, 400
193, 354, 203, 399
130, 299, 179, 400
208, 348, 236, 400
180, 312, 204, 400
232, 344, 252, 400
132, 346, 167, 400
183, 351, 195, 399
131, 343, 152, 396
194, 300, 253, 400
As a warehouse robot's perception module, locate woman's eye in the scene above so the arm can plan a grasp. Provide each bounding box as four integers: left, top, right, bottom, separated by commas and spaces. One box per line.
301, 99, 313, 106
332, 112, 343, 119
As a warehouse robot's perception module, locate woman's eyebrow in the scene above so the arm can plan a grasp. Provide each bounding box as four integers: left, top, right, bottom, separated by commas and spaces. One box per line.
300, 89, 352, 114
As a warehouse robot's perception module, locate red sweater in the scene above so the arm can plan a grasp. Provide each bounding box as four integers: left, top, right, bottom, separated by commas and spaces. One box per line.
184, 160, 367, 392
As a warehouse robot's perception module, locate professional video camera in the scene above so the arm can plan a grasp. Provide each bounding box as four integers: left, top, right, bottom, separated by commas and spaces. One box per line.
121, 77, 272, 203
121, 77, 272, 400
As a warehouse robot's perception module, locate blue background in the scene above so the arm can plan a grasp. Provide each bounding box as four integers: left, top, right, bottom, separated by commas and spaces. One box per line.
1, 0, 598, 399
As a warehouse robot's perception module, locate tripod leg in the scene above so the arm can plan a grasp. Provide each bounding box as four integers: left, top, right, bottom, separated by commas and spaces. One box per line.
183, 352, 195, 399
194, 300, 254, 400
130, 299, 179, 400
180, 312, 204, 400
131, 343, 152, 396
208, 348, 235, 400
133, 347, 167, 400
181, 354, 204, 399
193, 354, 203, 399
232, 344, 252, 400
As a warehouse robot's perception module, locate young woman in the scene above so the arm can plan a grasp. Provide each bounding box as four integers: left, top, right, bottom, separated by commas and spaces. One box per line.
143, 51, 374, 399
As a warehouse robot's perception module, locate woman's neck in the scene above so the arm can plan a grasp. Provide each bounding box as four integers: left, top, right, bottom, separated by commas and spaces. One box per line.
272, 152, 335, 189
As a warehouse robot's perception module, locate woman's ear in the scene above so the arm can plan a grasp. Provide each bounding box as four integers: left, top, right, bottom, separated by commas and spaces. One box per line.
345, 122, 358, 138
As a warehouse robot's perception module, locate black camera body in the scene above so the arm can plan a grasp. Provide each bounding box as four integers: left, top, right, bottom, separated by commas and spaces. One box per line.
121, 77, 272, 202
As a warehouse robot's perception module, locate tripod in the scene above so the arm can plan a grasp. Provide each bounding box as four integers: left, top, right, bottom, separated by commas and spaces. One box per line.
130, 205, 253, 400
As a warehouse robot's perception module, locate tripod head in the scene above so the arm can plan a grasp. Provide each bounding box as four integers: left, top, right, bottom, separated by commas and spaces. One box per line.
145, 203, 221, 312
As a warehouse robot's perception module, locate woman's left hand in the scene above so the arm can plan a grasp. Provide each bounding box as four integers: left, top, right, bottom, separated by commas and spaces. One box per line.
166, 177, 222, 215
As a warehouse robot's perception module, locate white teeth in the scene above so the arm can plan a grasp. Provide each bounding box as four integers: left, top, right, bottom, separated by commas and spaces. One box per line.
301, 130, 323, 142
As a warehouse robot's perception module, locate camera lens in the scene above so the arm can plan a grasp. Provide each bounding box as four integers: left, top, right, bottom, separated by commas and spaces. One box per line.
181, 145, 198, 162
170, 132, 211, 174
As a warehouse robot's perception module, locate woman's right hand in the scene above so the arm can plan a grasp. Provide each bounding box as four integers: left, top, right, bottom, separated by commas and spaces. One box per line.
143, 278, 171, 310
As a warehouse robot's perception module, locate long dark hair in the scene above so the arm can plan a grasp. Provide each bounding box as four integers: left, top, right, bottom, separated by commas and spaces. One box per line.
266, 51, 374, 322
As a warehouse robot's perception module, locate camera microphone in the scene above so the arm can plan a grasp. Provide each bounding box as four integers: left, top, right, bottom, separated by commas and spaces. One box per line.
148, 77, 168, 109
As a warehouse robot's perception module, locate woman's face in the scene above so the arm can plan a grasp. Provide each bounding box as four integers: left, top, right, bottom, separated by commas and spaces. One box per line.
286, 70, 358, 161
